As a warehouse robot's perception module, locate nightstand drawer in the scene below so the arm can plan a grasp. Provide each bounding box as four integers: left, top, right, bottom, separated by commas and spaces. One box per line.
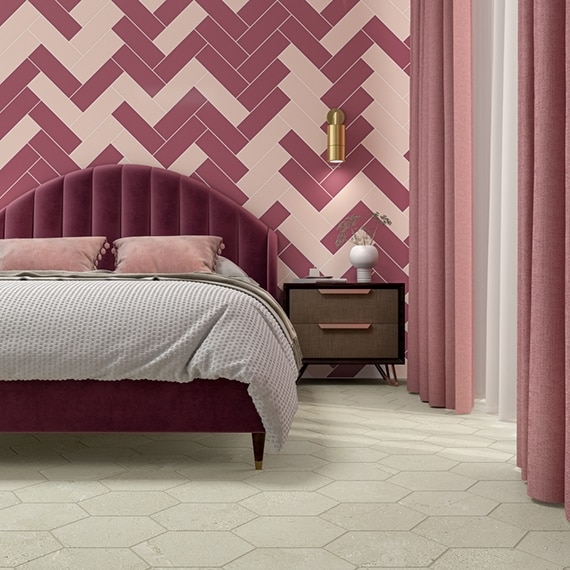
295, 324, 400, 359
288, 287, 399, 324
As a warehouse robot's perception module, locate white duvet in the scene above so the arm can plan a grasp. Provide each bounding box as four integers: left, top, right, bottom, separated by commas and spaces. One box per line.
0, 271, 301, 450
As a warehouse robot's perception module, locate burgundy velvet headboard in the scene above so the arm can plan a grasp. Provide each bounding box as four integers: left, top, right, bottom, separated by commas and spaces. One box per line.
0, 164, 278, 295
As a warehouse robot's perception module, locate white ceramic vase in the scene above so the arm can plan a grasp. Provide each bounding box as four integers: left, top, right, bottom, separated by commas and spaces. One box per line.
349, 245, 378, 283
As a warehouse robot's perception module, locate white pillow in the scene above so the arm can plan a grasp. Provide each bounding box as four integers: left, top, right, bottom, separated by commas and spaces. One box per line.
216, 256, 258, 286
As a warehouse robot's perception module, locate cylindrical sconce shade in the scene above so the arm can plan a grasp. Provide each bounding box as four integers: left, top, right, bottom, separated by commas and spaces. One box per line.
327, 108, 345, 163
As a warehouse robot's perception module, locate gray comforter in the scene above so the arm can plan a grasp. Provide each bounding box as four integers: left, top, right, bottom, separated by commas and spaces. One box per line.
0, 271, 301, 450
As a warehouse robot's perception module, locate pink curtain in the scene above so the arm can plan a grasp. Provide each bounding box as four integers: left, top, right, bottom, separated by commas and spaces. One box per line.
408, 0, 474, 412
518, 0, 570, 518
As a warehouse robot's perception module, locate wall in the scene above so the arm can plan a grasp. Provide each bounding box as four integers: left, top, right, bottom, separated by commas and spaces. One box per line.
0, 0, 410, 375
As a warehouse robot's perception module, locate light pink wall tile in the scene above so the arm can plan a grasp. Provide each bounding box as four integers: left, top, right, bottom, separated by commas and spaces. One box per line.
0, 1, 411, 369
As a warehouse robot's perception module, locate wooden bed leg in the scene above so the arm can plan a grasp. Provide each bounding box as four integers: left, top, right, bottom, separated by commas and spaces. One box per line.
252, 432, 266, 470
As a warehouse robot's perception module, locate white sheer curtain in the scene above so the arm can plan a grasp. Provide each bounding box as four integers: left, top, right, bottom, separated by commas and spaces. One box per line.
472, 0, 518, 420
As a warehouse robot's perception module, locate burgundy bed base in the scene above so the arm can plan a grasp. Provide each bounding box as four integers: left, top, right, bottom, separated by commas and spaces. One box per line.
0, 164, 279, 469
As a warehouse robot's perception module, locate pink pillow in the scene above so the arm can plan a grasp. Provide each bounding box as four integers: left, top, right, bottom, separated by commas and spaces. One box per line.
113, 235, 224, 274
0, 236, 109, 271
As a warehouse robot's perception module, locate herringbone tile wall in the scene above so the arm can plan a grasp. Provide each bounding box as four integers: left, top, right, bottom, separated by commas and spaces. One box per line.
0, 0, 409, 292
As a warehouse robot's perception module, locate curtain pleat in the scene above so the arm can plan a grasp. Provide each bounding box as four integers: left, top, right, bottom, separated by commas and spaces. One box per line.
518, 0, 569, 516
408, 0, 473, 412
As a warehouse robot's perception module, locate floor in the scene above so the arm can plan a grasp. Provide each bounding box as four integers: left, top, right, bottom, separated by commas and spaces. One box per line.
0, 379, 569, 569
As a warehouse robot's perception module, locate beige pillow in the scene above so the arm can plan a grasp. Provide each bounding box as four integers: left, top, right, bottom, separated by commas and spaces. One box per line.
113, 235, 224, 274
0, 236, 109, 271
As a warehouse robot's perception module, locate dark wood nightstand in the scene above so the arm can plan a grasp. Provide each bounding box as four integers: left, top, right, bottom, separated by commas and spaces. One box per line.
283, 282, 405, 384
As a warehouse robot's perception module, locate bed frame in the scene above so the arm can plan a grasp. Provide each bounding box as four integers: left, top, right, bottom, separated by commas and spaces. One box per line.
0, 164, 280, 469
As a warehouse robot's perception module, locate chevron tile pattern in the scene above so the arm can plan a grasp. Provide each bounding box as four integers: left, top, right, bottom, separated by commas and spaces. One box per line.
0, 0, 409, 290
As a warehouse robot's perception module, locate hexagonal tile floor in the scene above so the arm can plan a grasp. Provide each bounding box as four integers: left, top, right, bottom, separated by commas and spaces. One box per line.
1, 379, 569, 569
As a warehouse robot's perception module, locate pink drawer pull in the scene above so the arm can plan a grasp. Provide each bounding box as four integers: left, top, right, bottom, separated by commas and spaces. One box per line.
319, 323, 371, 330
318, 289, 371, 295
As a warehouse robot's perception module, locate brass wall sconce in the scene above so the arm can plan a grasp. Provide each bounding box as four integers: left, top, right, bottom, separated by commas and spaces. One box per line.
327, 108, 345, 163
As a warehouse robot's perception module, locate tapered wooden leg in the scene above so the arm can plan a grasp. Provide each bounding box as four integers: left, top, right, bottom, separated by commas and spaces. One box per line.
252, 432, 266, 470
374, 364, 399, 386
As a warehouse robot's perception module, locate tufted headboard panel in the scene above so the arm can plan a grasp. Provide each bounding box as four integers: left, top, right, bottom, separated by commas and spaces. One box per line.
0, 164, 277, 295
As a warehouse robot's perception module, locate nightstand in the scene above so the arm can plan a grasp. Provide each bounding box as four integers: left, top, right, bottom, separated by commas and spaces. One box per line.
283, 282, 405, 384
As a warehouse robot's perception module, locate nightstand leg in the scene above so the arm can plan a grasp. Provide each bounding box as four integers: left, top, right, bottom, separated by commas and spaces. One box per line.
375, 364, 398, 386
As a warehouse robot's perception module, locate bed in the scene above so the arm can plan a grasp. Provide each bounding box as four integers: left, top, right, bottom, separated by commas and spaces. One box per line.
0, 164, 300, 469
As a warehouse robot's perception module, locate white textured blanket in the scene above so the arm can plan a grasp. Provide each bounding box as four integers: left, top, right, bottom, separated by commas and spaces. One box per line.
0, 272, 301, 450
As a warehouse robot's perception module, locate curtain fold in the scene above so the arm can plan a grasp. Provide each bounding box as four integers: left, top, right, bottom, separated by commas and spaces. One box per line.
517, 0, 569, 517
408, 0, 473, 412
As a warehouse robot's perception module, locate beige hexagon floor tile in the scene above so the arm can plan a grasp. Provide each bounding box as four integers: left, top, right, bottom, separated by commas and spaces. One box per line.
404, 412, 461, 425
133, 531, 253, 567
0, 458, 65, 491
414, 422, 478, 435
14, 480, 109, 503
517, 530, 570, 566
424, 433, 497, 448
317, 480, 410, 503
321, 502, 426, 531
315, 461, 396, 481
17, 548, 148, 570
61, 446, 141, 461
132, 439, 207, 455
413, 515, 525, 547
166, 480, 258, 502
459, 417, 516, 429
437, 446, 513, 462
52, 516, 164, 547
300, 423, 371, 437
0, 503, 86, 530
0, 446, 17, 458
239, 490, 337, 516
305, 433, 383, 448
388, 470, 475, 491
152, 502, 257, 530
0, 491, 19, 510
312, 447, 387, 463
261, 453, 328, 471
265, 439, 325, 455
490, 440, 517, 454
349, 429, 426, 443
100, 468, 188, 491
430, 547, 562, 569
79, 490, 178, 515
40, 461, 126, 482
490, 503, 570, 531
326, 530, 446, 567
233, 515, 345, 547
371, 442, 446, 457
399, 490, 498, 516
359, 414, 421, 430
223, 547, 355, 570
379, 453, 458, 471
470, 426, 517, 440
0, 531, 61, 567
9, 439, 88, 456
467, 480, 535, 503
114, 454, 196, 471
450, 461, 522, 480
187, 446, 260, 466
245, 470, 332, 491
176, 461, 255, 481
